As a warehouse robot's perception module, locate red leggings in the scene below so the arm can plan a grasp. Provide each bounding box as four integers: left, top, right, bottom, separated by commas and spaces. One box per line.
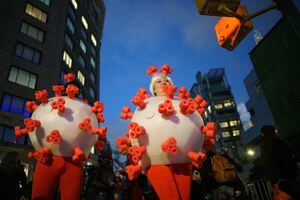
32, 156, 83, 200
147, 163, 192, 200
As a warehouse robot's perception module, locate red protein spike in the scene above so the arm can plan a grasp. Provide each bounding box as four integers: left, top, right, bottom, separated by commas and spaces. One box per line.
14, 126, 29, 139
72, 147, 86, 164
78, 118, 92, 132
120, 106, 133, 120
92, 126, 107, 139
128, 122, 138, 130
134, 126, 145, 136
52, 85, 65, 97
35, 90, 48, 104
126, 165, 142, 180
26, 101, 38, 113
45, 135, 52, 143
201, 122, 217, 138
65, 84, 79, 99
116, 136, 131, 153
138, 87, 150, 99
131, 95, 146, 109
50, 130, 61, 144
94, 140, 106, 152
33, 147, 52, 163
97, 113, 105, 123
64, 73, 75, 83
160, 64, 173, 75
146, 65, 157, 75
161, 137, 178, 155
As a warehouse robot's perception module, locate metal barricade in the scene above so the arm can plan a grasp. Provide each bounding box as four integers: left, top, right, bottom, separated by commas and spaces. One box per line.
246, 179, 272, 200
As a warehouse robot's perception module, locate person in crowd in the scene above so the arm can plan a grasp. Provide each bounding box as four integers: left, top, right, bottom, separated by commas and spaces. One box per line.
260, 125, 299, 199
0, 151, 27, 200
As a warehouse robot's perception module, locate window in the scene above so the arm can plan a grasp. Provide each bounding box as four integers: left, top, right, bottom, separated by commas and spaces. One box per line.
219, 122, 228, 128
8, 66, 37, 89
229, 120, 238, 127
81, 28, 87, 40
25, 4, 47, 23
91, 34, 97, 46
91, 46, 96, 57
1, 94, 30, 117
90, 72, 95, 83
232, 130, 240, 136
77, 71, 85, 85
214, 104, 223, 109
71, 0, 78, 9
0, 125, 26, 144
68, 7, 76, 20
89, 87, 95, 98
65, 34, 73, 50
15, 43, 41, 64
38, 0, 50, 6
223, 101, 232, 107
67, 18, 75, 34
221, 131, 230, 138
90, 57, 96, 69
20, 22, 45, 42
63, 51, 72, 68
79, 55, 85, 67
81, 16, 88, 29
80, 40, 86, 53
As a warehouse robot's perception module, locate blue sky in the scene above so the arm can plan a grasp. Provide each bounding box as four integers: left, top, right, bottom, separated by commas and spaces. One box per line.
99, 0, 300, 146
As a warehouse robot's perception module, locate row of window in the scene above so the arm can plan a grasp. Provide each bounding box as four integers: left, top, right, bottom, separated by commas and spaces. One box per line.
1, 94, 30, 117
8, 66, 37, 89
214, 100, 235, 110
219, 120, 240, 128
221, 129, 240, 138
25, 3, 47, 23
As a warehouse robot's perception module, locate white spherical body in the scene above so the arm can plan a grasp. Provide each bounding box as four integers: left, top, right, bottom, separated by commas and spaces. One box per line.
30, 97, 98, 157
130, 96, 204, 169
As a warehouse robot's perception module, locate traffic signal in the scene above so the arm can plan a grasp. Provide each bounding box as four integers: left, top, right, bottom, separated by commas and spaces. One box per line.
194, 0, 240, 17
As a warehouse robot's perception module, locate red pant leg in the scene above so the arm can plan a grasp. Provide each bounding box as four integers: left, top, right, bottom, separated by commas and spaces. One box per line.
172, 163, 192, 200
32, 156, 64, 200
59, 158, 83, 200
147, 165, 180, 200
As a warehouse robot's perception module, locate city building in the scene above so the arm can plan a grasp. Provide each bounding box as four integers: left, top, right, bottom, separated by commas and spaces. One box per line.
0, 0, 105, 177
190, 68, 243, 160
249, 15, 300, 154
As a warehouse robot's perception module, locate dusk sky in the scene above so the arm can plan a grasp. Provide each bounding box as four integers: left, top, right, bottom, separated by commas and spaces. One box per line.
99, 0, 300, 146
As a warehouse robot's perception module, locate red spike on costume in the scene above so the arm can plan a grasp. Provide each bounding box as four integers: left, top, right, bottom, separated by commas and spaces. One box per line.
131, 95, 146, 109
72, 147, 86, 164
52, 85, 65, 97
92, 126, 107, 139
26, 101, 38, 113
35, 90, 48, 104
97, 113, 105, 123
65, 84, 79, 99
160, 64, 173, 75
177, 87, 190, 99
46, 130, 62, 144
158, 99, 174, 116
94, 140, 106, 152
161, 137, 179, 155
201, 122, 217, 138
14, 126, 29, 139
64, 73, 75, 83
146, 65, 157, 75
116, 136, 131, 153
78, 118, 92, 132
120, 106, 133, 120
32, 147, 52, 163
138, 87, 150, 99
126, 164, 142, 180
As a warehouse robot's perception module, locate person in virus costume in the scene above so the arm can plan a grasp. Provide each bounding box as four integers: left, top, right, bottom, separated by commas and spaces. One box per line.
116, 65, 217, 200
14, 73, 107, 200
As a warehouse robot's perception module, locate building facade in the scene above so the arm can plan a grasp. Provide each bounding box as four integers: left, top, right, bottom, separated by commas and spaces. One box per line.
0, 0, 105, 177
249, 15, 300, 154
242, 69, 276, 151
190, 68, 243, 160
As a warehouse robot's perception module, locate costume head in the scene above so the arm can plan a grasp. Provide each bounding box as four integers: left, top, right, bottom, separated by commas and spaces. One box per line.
147, 64, 174, 96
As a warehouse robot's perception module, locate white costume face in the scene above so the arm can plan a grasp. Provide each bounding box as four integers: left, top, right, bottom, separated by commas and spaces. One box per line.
153, 77, 172, 96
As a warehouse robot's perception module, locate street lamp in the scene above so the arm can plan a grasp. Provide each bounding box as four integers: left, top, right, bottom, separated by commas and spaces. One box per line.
246, 149, 255, 156
195, 0, 299, 51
